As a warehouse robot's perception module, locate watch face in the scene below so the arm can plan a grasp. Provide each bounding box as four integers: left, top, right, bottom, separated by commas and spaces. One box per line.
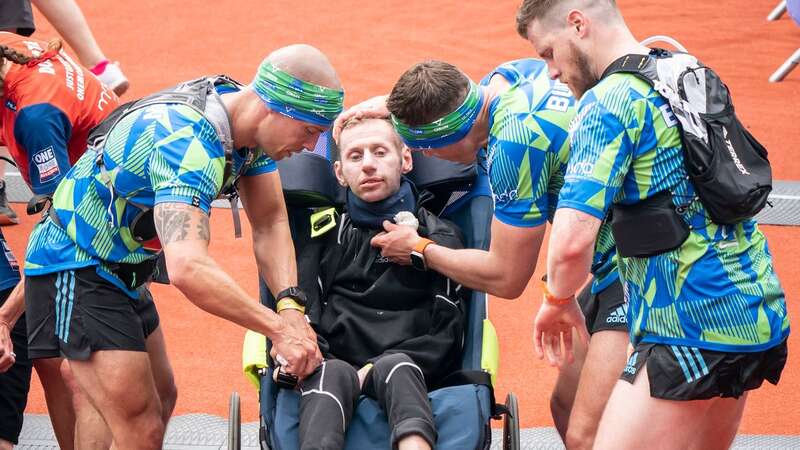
410, 252, 426, 271
279, 287, 307, 306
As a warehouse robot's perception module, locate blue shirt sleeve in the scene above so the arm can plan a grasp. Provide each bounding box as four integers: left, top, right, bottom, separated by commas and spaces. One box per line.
243, 152, 277, 177
557, 94, 635, 220
149, 105, 226, 213
489, 133, 553, 228
14, 104, 73, 196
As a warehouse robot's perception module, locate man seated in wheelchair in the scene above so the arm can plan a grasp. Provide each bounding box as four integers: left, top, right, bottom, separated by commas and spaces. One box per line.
297, 116, 466, 450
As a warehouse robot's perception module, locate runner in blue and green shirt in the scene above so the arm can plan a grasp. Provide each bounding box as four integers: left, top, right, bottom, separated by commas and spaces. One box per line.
518, 1, 789, 449
342, 57, 627, 448
22, 44, 337, 448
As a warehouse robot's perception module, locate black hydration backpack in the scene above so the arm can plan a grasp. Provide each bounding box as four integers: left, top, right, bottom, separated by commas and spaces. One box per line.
603, 49, 772, 225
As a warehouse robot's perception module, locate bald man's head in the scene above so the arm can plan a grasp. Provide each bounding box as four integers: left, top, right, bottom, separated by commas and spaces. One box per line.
266, 44, 342, 91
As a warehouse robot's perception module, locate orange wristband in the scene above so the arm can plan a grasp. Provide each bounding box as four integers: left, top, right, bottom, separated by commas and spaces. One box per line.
413, 238, 434, 255
541, 280, 573, 306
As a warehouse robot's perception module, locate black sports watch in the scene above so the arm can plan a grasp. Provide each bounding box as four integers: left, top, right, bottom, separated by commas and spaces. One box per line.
275, 286, 308, 307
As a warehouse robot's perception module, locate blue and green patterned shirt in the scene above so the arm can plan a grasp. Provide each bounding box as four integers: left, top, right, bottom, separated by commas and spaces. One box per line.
483, 58, 618, 292
559, 70, 789, 351
25, 84, 276, 297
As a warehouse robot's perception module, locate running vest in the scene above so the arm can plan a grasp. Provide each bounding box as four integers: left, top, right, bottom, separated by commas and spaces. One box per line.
602, 50, 772, 257
603, 49, 772, 226
83, 75, 248, 249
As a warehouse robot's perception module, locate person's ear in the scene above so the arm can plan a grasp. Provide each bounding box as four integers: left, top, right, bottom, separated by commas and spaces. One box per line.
400, 146, 413, 174
567, 9, 588, 37
333, 160, 348, 187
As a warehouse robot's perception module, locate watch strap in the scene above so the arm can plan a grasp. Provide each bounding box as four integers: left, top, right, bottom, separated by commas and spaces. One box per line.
275, 286, 307, 306
541, 280, 573, 306
413, 238, 434, 255
276, 298, 306, 314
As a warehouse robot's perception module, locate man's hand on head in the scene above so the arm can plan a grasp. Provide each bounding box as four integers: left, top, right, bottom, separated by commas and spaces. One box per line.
370, 220, 420, 265
333, 95, 390, 143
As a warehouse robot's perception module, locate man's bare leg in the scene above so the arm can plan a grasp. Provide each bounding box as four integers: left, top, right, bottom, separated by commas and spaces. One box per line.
145, 326, 177, 426
30, 0, 129, 95
594, 365, 745, 450
66, 326, 175, 449
63, 362, 112, 450
33, 358, 75, 450
68, 351, 164, 450
550, 328, 587, 441
564, 330, 628, 450
29, 0, 106, 67
690, 393, 747, 450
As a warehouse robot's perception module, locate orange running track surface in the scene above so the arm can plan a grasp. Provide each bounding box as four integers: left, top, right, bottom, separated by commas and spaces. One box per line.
4, 0, 798, 435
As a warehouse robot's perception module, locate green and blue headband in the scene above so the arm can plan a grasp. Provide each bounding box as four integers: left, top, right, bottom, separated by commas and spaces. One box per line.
390, 81, 484, 149
251, 60, 344, 128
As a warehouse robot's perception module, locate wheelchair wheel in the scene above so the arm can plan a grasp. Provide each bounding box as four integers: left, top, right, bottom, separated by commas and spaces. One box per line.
228, 391, 241, 450
502, 392, 520, 450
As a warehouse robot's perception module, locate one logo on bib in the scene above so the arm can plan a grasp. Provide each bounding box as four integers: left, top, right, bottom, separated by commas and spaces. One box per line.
32, 147, 60, 183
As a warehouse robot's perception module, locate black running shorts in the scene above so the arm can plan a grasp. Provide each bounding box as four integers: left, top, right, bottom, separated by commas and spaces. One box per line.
0, 287, 32, 444
620, 340, 788, 400
25, 268, 160, 360
577, 278, 627, 334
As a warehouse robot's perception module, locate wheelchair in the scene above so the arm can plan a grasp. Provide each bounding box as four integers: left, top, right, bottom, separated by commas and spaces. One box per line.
234, 131, 520, 450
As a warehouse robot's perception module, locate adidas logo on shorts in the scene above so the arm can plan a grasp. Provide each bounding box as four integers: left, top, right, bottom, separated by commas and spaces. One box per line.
606, 304, 628, 324
624, 352, 638, 375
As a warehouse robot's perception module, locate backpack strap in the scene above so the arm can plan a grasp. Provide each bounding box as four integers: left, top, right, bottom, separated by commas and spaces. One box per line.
89, 75, 246, 238
600, 49, 670, 85
600, 49, 700, 119
92, 75, 236, 180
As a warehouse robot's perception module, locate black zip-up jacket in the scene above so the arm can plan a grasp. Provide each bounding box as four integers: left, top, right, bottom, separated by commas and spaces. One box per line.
302, 207, 465, 388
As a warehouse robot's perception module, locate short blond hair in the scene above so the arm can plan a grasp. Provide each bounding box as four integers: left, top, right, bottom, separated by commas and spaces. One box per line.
336, 117, 404, 159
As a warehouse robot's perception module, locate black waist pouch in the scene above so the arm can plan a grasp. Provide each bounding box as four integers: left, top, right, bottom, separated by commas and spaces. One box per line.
109, 258, 158, 290
611, 191, 690, 258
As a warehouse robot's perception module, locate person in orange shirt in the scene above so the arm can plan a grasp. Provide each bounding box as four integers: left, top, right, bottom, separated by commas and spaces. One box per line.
0, 32, 175, 450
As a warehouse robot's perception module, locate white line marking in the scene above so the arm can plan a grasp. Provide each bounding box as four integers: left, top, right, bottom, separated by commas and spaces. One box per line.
769, 194, 800, 201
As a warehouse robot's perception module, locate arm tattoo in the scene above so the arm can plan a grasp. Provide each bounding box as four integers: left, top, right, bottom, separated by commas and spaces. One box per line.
154, 203, 211, 245
197, 214, 211, 241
